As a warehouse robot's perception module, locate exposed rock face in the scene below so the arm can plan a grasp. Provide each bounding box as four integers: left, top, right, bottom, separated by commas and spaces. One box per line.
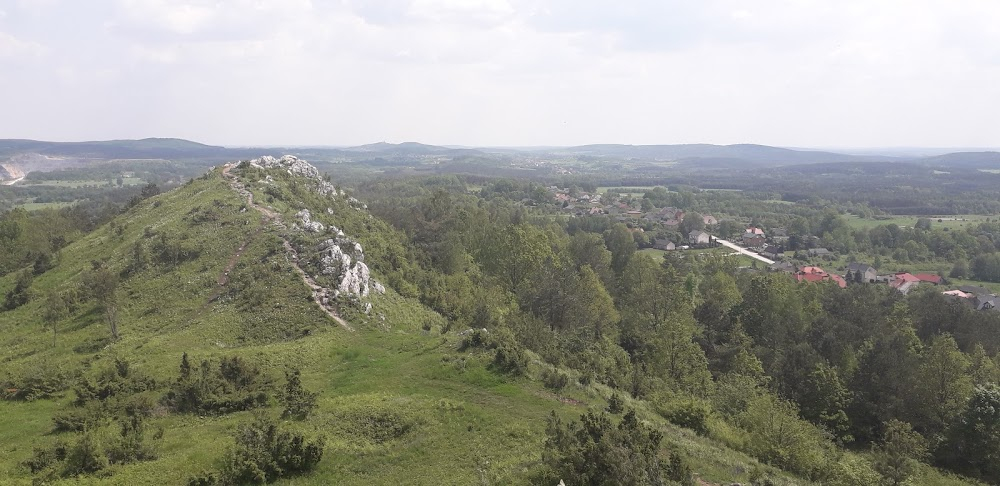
248, 155, 320, 179
295, 209, 326, 233
243, 154, 387, 302
317, 237, 384, 298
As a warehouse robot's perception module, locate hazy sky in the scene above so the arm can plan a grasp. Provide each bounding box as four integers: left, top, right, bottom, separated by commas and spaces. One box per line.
1, 1, 998, 148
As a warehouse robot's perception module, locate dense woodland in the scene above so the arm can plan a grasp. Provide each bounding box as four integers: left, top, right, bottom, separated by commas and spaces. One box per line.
354, 174, 1000, 484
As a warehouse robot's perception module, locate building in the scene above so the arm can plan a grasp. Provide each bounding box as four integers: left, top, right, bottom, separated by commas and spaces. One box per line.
808, 248, 832, 258
761, 245, 782, 260
845, 262, 877, 284
890, 273, 921, 294
689, 230, 711, 246
795, 266, 847, 288
654, 238, 676, 251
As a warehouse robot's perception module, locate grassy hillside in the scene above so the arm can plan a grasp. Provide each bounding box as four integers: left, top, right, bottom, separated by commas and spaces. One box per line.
0, 161, 974, 485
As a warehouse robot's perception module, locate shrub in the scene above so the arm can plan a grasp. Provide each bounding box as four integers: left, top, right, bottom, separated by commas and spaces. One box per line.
219, 415, 325, 484
2, 361, 72, 401
163, 354, 272, 415
542, 410, 673, 485
63, 432, 107, 477
492, 342, 529, 376
281, 369, 318, 420
541, 369, 569, 391
607, 393, 624, 414
659, 398, 712, 436
105, 415, 158, 465
22, 441, 67, 473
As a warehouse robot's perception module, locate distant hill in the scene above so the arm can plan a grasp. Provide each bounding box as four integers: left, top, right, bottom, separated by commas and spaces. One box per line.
918, 151, 1000, 169
545, 143, 892, 167
344, 141, 484, 157
0, 138, 233, 160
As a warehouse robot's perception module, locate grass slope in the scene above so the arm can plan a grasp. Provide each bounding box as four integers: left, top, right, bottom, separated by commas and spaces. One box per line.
0, 166, 972, 485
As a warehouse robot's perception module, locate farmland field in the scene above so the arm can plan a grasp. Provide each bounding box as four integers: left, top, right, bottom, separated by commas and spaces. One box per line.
844, 213, 996, 230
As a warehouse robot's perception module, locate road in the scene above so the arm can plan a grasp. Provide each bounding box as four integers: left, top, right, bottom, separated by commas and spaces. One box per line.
715, 238, 775, 265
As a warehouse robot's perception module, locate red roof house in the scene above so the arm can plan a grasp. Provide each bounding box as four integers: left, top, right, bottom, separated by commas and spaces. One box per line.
914, 274, 943, 285
795, 266, 847, 288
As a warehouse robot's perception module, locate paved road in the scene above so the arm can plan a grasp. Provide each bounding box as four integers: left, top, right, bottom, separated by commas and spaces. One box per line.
715, 238, 775, 265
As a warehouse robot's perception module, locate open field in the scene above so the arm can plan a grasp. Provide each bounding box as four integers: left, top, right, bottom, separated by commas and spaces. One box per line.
844, 214, 996, 230
21, 177, 144, 188
15, 201, 77, 210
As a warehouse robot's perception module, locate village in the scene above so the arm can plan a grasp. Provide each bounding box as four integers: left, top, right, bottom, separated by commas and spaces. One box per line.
549, 185, 999, 312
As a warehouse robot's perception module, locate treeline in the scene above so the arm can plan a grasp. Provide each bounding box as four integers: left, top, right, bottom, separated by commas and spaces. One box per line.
357, 175, 1000, 484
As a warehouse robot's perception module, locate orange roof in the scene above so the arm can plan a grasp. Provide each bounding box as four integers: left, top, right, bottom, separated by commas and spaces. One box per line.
914, 274, 943, 284
745, 227, 765, 235
890, 273, 920, 289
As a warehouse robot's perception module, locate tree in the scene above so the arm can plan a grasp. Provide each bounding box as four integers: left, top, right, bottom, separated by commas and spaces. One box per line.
3, 268, 34, 310
873, 419, 927, 486
83, 266, 120, 340
567, 231, 614, 289
912, 334, 972, 436
603, 223, 636, 277
680, 212, 705, 236
800, 362, 852, 442
42, 289, 69, 347
942, 384, 1000, 481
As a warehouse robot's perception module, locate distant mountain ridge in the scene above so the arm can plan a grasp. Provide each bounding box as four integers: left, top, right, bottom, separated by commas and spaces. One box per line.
1, 138, 998, 170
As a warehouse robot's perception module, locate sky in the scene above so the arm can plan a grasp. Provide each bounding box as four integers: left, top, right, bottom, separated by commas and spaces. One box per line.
1, 0, 999, 148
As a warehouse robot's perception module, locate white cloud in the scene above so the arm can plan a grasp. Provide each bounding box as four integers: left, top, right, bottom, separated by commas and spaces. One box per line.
0, 1, 999, 147
0, 30, 45, 58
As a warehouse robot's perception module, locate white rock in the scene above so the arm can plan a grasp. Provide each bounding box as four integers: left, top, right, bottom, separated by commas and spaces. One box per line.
295, 209, 325, 233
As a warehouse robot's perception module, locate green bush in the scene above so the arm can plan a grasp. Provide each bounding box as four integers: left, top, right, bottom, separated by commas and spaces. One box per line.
219, 415, 325, 484
658, 398, 712, 436
163, 354, 272, 415
63, 432, 107, 477
2, 361, 73, 401
607, 393, 624, 414
541, 369, 569, 391
281, 368, 318, 420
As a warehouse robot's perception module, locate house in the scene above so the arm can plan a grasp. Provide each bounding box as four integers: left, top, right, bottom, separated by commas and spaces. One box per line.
654, 238, 676, 251
795, 266, 847, 288
973, 295, 998, 311
958, 285, 991, 296
761, 245, 782, 260
702, 215, 719, 226
890, 273, 921, 294
807, 248, 832, 258
743, 234, 766, 247
769, 261, 797, 273
914, 274, 943, 285
689, 230, 711, 246
845, 262, 877, 284
745, 226, 765, 236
